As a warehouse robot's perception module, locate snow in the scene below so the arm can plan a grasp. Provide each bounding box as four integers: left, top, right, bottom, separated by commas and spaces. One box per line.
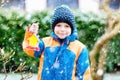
97, 69, 104, 76
0, 73, 120, 80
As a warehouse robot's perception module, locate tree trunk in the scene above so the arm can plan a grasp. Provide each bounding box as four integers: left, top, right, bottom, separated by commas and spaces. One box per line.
90, 0, 120, 79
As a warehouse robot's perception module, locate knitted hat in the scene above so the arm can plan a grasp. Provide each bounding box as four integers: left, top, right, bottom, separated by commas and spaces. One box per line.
51, 5, 76, 33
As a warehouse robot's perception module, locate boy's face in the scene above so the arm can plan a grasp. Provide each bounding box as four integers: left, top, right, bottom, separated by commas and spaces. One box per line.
54, 22, 72, 39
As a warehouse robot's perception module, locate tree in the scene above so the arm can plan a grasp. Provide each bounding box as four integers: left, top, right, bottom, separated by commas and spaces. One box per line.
90, 0, 120, 80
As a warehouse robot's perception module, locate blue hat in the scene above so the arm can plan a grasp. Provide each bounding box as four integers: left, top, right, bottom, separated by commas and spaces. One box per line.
51, 5, 76, 33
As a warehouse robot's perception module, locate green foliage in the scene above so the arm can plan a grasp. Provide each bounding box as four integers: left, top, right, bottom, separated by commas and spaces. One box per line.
106, 34, 120, 72
75, 11, 106, 50
0, 9, 119, 73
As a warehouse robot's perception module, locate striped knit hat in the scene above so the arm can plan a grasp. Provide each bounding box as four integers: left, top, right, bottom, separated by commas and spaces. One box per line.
51, 5, 76, 33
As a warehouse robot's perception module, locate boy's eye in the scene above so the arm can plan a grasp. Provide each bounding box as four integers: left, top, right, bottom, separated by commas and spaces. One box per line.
56, 24, 61, 27
55, 23, 70, 28
57, 24, 61, 27
65, 25, 69, 28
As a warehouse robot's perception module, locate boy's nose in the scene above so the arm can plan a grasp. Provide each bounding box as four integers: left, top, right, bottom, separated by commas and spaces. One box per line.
60, 26, 65, 30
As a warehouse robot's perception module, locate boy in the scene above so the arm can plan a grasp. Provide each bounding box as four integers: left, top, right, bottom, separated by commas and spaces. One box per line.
22, 5, 91, 80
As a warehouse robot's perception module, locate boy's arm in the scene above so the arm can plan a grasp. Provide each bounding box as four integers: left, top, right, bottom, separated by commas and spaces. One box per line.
22, 24, 44, 58
76, 47, 91, 80
22, 28, 34, 57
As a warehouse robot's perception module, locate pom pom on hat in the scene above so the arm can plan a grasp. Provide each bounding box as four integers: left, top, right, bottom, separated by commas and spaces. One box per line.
51, 5, 76, 33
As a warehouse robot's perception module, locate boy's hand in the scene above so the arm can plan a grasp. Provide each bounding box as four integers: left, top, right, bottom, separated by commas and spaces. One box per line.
28, 23, 39, 34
